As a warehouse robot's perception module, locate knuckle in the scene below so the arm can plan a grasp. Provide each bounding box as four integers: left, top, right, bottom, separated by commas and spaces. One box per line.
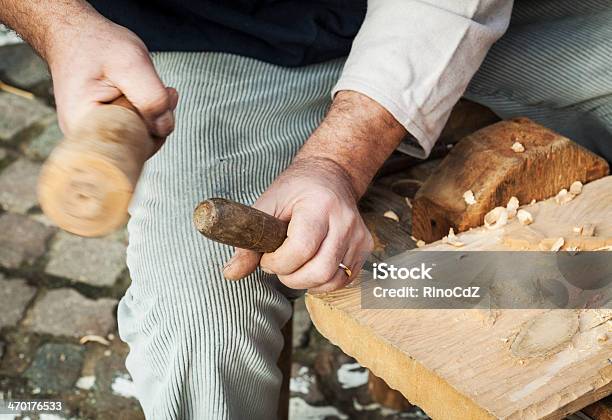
318, 260, 340, 282
279, 275, 308, 290
301, 235, 321, 256
139, 91, 171, 117
317, 190, 338, 211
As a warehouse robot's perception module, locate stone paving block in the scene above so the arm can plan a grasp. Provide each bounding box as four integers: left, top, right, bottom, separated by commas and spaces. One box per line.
45, 232, 127, 287
24, 288, 117, 338
0, 25, 22, 47
0, 213, 55, 269
0, 158, 41, 213
0, 275, 37, 328
0, 91, 52, 143
0, 43, 51, 97
23, 117, 62, 161
24, 343, 84, 393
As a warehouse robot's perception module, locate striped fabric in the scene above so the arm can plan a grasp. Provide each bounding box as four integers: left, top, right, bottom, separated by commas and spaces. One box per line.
118, 53, 345, 419
119, 2, 612, 419
466, 0, 612, 161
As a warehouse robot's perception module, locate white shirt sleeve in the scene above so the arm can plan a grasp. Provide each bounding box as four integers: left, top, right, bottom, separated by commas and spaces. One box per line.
332, 0, 514, 157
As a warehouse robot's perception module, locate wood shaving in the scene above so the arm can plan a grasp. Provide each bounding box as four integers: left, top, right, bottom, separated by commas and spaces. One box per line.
573, 226, 582, 234
506, 196, 519, 219
581, 223, 596, 237
0, 81, 35, 100
484, 207, 508, 230
463, 190, 476, 205
569, 181, 583, 195
516, 209, 533, 225
383, 210, 399, 222
597, 333, 608, 343
530, 199, 536, 205
443, 228, 464, 247
555, 189, 574, 205
555, 189, 572, 204
405, 197, 413, 209
550, 237, 565, 252
511, 142, 525, 153
416, 240, 426, 248
594, 245, 612, 251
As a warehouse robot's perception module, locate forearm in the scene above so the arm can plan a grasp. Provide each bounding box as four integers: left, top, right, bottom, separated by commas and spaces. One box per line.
0, 0, 99, 61
294, 90, 407, 199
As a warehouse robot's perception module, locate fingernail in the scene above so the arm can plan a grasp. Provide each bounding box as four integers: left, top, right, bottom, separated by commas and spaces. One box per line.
222, 260, 240, 281
223, 257, 236, 271
169, 90, 179, 110
154, 111, 174, 135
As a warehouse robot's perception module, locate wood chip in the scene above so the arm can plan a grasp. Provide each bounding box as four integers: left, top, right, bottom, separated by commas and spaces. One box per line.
416, 240, 426, 248
511, 142, 525, 153
581, 223, 596, 237
79, 335, 110, 346
516, 209, 533, 225
463, 190, 476, 205
569, 181, 583, 195
383, 210, 399, 222
484, 207, 508, 230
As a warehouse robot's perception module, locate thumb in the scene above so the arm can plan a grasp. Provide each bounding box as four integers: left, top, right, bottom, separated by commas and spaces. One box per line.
223, 248, 262, 281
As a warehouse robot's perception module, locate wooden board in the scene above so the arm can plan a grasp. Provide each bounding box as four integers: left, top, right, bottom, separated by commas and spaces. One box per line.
306, 176, 612, 420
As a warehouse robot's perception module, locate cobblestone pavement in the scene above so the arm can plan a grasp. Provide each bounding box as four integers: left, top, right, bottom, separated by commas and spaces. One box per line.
0, 41, 428, 419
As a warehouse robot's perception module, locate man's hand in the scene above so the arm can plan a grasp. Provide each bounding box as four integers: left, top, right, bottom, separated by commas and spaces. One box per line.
225, 157, 373, 293
223, 91, 407, 292
0, 0, 178, 143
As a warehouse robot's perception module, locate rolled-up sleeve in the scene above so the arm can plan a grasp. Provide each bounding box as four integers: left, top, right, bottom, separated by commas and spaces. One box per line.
333, 0, 513, 157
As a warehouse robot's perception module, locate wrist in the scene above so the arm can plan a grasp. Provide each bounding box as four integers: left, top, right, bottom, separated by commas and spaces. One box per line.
290, 155, 361, 201
38, 3, 106, 64
296, 90, 407, 198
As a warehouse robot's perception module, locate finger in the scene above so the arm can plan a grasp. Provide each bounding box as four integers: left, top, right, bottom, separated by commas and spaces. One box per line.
260, 204, 328, 275
109, 54, 174, 138
223, 248, 262, 281
278, 225, 348, 290
308, 225, 373, 294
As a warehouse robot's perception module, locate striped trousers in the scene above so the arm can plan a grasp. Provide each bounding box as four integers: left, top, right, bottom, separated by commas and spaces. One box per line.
117, 1, 612, 419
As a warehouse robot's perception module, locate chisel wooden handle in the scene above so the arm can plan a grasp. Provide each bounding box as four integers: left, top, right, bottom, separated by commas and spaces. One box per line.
193, 198, 288, 253
38, 96, 156, 238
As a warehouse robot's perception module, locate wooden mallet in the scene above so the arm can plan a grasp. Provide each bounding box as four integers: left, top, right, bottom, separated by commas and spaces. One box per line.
38, 95, 167, 237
